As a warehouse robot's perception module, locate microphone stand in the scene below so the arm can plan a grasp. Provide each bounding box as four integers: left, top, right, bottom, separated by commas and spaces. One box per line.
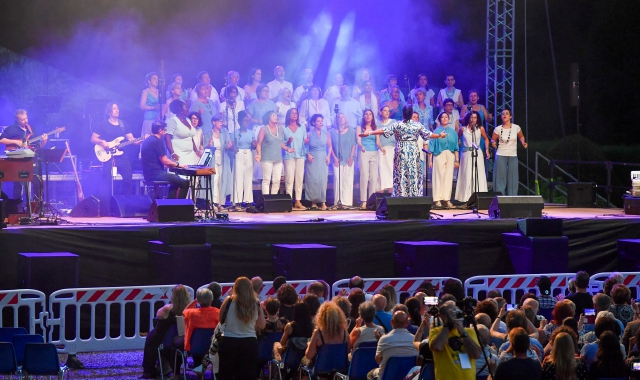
330, 104, 344, 210
454, 121, 487, 218
422, 148, 443, 219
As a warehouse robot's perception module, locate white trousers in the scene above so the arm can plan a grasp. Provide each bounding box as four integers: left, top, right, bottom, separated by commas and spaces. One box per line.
233, 149, 254, 203
378, 146, 395, 189
333, 163, 355, 206
359, 150, 379, 202
432, 150, 455, 202
261, 161, 283, 195
284, 158, 305, 201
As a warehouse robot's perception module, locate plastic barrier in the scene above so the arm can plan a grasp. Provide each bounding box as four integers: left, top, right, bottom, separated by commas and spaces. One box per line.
47, 285, 194, 354
330, 277, 457, 298
0, 289, 47, 336
203, 280, 317, 301
590, 272, 640, 297
464, 273, 576, 304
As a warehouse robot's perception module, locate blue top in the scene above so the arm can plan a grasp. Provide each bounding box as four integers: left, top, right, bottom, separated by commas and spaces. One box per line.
189, 100, 217, 136
144, 92, 159, 120
247, 100, 276, 127
234, 129, 254, 150
331, 98, 363, 131
429, 125, 458, 156
374, 310, 392, 333
379, 89, 406, 104
360, 134, 377, 151
378, 120, 396, 147
413, 103, 434, 130
260, 125, 284, 162
330, 127, 356, 164
283, 125, 308, 159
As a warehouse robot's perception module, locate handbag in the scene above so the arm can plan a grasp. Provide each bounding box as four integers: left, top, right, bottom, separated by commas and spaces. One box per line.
209, 296, 232, 356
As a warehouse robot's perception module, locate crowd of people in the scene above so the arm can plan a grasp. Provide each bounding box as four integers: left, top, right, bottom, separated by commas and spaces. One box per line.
141, 270, 640, 380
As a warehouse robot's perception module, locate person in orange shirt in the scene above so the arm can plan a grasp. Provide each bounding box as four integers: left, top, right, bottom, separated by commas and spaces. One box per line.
182, 288, 220, 365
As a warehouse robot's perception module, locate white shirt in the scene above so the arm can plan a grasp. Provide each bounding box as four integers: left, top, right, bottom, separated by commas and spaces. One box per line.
267, 80, 293, 100
275, 101, 296, 126
409, 88, 436, 105
293, 84, 313, 104
219, 100, 246, 133
220, 86, 246, 103
324, 85, 342, 108
299, 98, 332, 127
494, 124, 521, 157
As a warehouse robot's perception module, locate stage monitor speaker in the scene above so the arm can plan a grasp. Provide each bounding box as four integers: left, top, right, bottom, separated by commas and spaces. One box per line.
366, 191, 391, 211
272, 244, 337, 284
69, 196, 101, 217
488, 196, 544, 219
148, 199, 194, 222
567, 183, 595, 208
257, 194, 292, 213
466, 191, 499, 210
517, 218, 563, 237
376, 197, 432, 220
625, 197, 640, 215
18, 252, 79, 296
110, 195, 153, 218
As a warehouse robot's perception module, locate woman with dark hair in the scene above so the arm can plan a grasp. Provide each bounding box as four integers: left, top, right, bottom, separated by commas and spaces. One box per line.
379, 74, 406, 104
140, 72, 160, 137
454, 110, 490, 203
210, 114, 233, 207
405, 297, 423, 334
275, 302, 315, 365
219, 85, 245, 133
542, 332, 588, 380
255, 111, 285, 196
610, 284, 635, 326
331, 113, 356, 207
409, 74, 435, 107
277, 284, 299, 322
377, 105, 396, 193
360, 106, 445, 197
587, 331, 628, 380
165, 100, 198, 166
187, 112, 204, 158
429, 111, 460, 208
283, 108, 308, 210
189, 83, 217, 149
352, 68, 375, 99
244, 68, 262, 103
491, 109, 528, 196
299, 85, 331, 128
304, 114, 332, 210
356, 109, 379, 209
232, 111, 254, 204
382, 85, 406, 121
247, 84, 277, 128
347, 289, 366, 333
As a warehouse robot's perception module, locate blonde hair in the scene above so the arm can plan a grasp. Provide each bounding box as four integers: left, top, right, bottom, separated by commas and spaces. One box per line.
171, 285, 191, 316
316, 301, 346, 338
232, 277, 259, 323
550, 332, 577, 380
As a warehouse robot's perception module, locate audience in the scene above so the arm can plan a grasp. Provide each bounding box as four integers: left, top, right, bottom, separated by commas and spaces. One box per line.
305, 301, 351, 367
276, 301, 315, 359
372, 294, 392, 333
262, 297, 286, 334
180, 288, 220, 368
566, 271, 593, 318
542, 332, 588, 380
610, 283, 635, 326
277, 284, 298, 322
367, 311, 416, 380
587, 330, 629, 379
580, 316, 625, 367
207, 282, 223, 308
493, 327, 542, 380
349, 301, 383, 350
347, 289, 367, 333
303, 294, 321, 318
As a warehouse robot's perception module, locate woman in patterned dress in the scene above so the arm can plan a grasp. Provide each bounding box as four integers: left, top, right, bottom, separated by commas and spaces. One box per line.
360, 106, 446, 197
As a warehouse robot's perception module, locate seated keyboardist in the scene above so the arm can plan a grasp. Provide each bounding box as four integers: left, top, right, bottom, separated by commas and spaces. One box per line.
140, 121, 192, 199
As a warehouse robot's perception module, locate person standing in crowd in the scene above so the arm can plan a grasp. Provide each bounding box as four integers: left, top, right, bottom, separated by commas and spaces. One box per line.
324, 73, 344, 108
352, 68, 374, 99
357, 109, 379, 209
165, 100, 198, 169
219, 85, 245, 134
140, 121, 190, 199
244, 67, 262, 104
358, 80, 379, 117
409, 73, 435, 107
411, 88, 434, 131
188, 112, 204, 159
379, 74, 406, 104
361, 106, 445, 198
164, 73, 189, 103
189, 71, 220, 110
460, 89, 493, 127
275, 87, 296, 126
189, 83, 217, 149
283, 108, 308, 210
293, 68, 314, 105
304, 114, 332, 210
377, 105, 395, 193
331, 113, 357, 207
437, 98, 460, 132
430, 112, 459, 208
140, 72, 160, 137
454, 110, 489, 203
247, 84, 277, 128
437, 74, 464, 110
232, 111, 254, 204
220, 70, 246, 102
299, 85, 331, 128
255, 111, 285, 196
210, 114, 233, 207
267, 66, 293, 102
91, 103, 140, 196
162, 81, 183, 120
491, 108, 527, 196
332, 85, 363, 131
381, 85, 405, 121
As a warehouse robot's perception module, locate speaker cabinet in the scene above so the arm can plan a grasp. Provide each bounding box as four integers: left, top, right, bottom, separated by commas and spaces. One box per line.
148, 241, 211, 291
394, 241, 459, 278
257, 194, 292, 213
624, 197, 640, 215
18, 252, 79, 296
503, 233, 569, 274
366, 191, 391, 211
617, 239, 640, 271
272, 244, 337, 284
376, 197, 432, 220
567, 183, 595, 208
69, 196, 101, 217
488, 196, 544, 219
517, 218, 563, 237
111, 195, 153, 218
466, 191, 499, 210
148, 199, 194, 222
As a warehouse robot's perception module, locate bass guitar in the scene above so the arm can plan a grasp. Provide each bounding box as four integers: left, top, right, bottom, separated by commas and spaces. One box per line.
94, 135, 145, 162
5, 126, 66, 151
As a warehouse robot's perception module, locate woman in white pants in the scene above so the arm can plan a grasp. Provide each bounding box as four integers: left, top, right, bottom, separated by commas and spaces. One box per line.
429, 112, 459, 208
255, 111, 285, 195
356, 109, 379, 209
232, 111, 255, 203
377, 105, 395, 192
330, 113, 356, 206
283, 108, 308, 210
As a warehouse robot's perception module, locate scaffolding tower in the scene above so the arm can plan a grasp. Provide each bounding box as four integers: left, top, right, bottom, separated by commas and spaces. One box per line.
486, 0, 515, 125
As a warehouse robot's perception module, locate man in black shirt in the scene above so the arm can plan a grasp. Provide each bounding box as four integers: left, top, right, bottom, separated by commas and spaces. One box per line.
493, 327, 541, 380
140, 121, 189, 198
91, 103, 143, 196
566, 271, 593, 318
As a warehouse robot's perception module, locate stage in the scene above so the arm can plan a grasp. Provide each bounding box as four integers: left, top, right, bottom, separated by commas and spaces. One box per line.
1, 205, 639, 291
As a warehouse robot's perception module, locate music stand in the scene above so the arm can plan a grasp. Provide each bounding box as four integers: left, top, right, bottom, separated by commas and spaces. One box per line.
35, 146, 66, 222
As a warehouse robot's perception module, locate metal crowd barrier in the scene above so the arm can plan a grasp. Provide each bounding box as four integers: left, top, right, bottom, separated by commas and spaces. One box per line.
464, 273, 576, 304
330, 277, 457, 299
0, 289, 47, 336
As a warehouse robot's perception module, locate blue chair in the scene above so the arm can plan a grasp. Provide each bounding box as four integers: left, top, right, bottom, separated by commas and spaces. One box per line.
378, 356, 417, 380
271, 344, 306, 380
300, 343, 348, 380
157, 323, 179, 379
12, 334, 44, 367
0, 327, 27, 343
334, 346, 378, 380
174, 327, 214, 380
0, 342, 18, 379
356, 341, 378, 349
539, 307, 553, 322
258, 332, 284, 379
22, 343, 69, 379
419, 362, 435, 380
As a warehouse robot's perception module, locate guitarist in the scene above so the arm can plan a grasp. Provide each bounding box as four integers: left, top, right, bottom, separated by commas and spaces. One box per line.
90, 102, 142, 196
0, 109, 48, 212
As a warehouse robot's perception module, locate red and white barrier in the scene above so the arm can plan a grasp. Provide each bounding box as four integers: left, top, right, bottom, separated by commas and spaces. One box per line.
210, 280, 316, 301
590, 272, 640, 295
464, 273, 576, 304
47, 285, 194, 354
330, 277, 456, 298
0, 289, 47, 335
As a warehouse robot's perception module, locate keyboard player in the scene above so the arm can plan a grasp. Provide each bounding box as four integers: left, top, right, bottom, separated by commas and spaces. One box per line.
141, 121, 190, 199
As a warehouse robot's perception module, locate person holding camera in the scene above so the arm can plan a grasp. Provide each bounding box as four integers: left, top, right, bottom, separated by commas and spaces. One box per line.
429, 301, 482, 380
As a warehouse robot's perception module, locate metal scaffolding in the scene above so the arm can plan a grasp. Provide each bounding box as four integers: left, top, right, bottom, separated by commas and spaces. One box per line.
486, 0, 515, 124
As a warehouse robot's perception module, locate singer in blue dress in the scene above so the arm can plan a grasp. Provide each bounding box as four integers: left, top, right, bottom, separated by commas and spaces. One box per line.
362, 106, 445, 197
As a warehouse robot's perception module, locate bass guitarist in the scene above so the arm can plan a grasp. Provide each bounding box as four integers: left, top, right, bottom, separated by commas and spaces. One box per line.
91, 102, 145, 196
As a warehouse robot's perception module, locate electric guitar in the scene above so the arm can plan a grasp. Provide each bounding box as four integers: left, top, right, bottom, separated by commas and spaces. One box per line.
5, 126, 66, 151
94, 135, 145, 162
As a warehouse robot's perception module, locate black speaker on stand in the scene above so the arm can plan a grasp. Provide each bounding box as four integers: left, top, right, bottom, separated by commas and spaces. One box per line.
256, 194, 292, 213
376, 197, 432, 220
488, 196, 544, 219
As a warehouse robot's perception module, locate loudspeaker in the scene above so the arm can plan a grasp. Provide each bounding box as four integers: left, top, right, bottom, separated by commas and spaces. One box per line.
148, 199, 194, 222
111, 195, 153, 217
567, 183, 595, 208
488, 196, 544, 219
376, 197, 432, 220
394, 241, 459, 277
366, 191, 391, 211
503, 233, 569, 273
159, 226, 206, 245
517, 218, 563, 237
257, 194, 292, 213
272, 244, 337, 284
617, 239, 640, 271
625, 197, 640, 215
69, 196, 101, 217
466, 191, 499, 210
148, 241, 212, 291
18, 252, 79, 296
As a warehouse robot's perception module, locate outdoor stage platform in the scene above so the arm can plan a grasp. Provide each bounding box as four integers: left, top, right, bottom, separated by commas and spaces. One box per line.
1, 205, 639, 291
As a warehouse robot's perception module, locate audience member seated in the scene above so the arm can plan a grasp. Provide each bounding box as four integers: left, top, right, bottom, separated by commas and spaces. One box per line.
492, 308, 541, 354
347, 289, 366, 333
429, 300, 481, 380
542, 332, 588, 380
623, 310, 640, 353
381, 284, 397, 311
474, 325, 498, 380
538, 275, 558, 311
275, 301, 315, 361
332, 296, 352, 330
487, 289, 502, 299
367, 311, 417, 380
305, 301, 351, 370
372, 294, 392, 334
277, 284, 298, 322
207, 282, 223, 308
141, 285, 191, 379
404, 297, 423, 336
544, 301, 576, 342
610, 283, 636, 326
493, 327, 542, 380
348, 276, 372, 300
442, 278, 465, 302
581, 310, 622, 345
603, 276, 618, 297
179, 288, 220, 367
544, 325, 579, 357
377, 289, 392, 312
273, 276, 287, 293
580, 316, 625, 368
566, 271, 593, 318
261, 297, 286, 334
587, 330, 629, 380
303, 294, 321, 318
308, 282, 327, 304
350, 301, 384, 351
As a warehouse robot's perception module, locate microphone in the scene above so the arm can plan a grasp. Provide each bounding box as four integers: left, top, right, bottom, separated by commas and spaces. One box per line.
472, 142, 479, 151
334, 104, 339, 113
